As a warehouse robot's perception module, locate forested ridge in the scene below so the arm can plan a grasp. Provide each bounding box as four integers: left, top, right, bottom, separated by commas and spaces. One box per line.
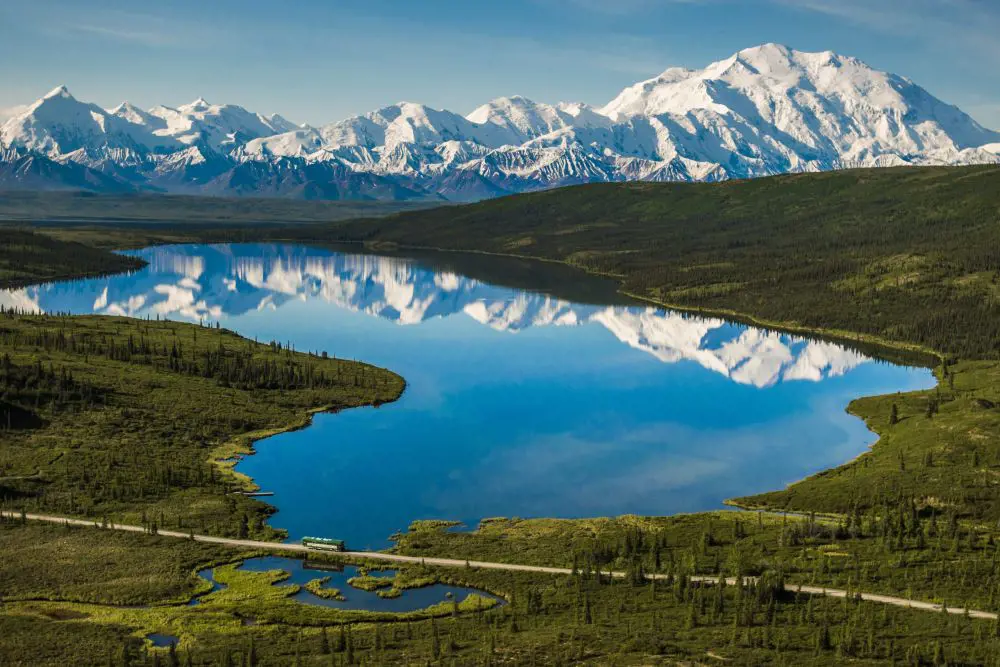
15, 164, 1000, 362
320, 165, 1000, 360
0, 228, 145, 289
0, 314, 383, 393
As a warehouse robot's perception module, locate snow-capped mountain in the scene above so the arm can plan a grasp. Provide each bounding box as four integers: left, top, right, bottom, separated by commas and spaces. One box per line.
2, 86, 178, 158
599, 43, 999, 174
12, 244, 869, 388
2, 44, 997, 200
133, 97, 299, 150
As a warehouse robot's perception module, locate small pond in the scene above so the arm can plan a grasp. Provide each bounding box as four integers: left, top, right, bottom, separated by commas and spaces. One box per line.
196, 557, 503, 613
146, 633, 178, 647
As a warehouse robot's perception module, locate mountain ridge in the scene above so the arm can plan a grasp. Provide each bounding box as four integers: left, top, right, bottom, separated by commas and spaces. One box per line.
2, 44, 997, 200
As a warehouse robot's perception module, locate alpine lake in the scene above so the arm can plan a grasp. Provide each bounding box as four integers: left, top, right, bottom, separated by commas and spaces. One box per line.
4, 242, 933, 552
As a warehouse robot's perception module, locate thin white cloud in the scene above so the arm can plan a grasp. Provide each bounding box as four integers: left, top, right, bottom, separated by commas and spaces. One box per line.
547, 0, 1000, 64
22, 4, 220, 50
542, 0, 707, 14
70, 23, 178, 48
320, 14, 669, 81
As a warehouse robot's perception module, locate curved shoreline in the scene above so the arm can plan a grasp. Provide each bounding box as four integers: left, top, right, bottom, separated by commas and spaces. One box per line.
7, 236, 939, 528
212, 392, 406, 498
343, 239, 943, 367
209, 388, 406, 542
318, 238, 944, 517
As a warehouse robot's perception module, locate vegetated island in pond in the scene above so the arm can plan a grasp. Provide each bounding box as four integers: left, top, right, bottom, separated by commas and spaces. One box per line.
3, 163, 1000, 665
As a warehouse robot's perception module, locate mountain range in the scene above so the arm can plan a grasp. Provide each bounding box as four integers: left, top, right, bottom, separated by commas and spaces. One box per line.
2, 44, 998, 201
2, 243, 869, 388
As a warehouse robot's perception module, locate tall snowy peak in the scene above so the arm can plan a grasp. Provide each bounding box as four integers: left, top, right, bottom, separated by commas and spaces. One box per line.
319, 102, 523, 151
2, 45, 998, 200
109, 101, 164, 129
466, 96, 608, 144
600, 43, 1000, 161
0, 86, 179, 156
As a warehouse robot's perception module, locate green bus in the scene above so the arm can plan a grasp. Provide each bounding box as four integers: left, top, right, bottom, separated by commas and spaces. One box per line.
301, 536, 346, 552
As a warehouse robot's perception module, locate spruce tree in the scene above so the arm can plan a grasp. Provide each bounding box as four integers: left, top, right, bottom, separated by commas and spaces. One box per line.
320, 628, 330, 654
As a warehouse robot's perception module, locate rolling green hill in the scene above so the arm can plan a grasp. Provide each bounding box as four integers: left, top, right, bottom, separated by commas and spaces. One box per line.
326, 165, 1000, 360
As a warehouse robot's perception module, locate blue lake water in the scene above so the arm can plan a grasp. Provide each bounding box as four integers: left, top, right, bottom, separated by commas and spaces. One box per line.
3, 243, 934, 548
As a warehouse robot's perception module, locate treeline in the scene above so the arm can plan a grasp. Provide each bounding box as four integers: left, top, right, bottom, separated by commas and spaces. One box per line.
0, 307, 386, 393
314, 165, 1000, 360
0, 352, 104, 429
0, 227, 145, 289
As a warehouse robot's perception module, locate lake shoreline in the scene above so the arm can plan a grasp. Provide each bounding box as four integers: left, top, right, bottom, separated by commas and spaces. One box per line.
318, 238, 945, 521
344, 238, 942, 370
4, 233, 937, 533
212, 397, 405, 503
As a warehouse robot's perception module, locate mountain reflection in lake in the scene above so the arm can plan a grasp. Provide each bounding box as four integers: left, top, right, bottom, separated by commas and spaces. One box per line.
4, 243, 934, 548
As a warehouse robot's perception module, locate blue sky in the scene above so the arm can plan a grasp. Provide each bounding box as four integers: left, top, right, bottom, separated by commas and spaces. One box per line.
1, 0, 998, 129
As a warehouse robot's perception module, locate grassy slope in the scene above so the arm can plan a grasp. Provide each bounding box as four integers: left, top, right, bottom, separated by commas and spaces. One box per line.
3, 521, 995, 667
735, 360, 1000, 515
0, 522, 235, 605
396, 505, 1000, 613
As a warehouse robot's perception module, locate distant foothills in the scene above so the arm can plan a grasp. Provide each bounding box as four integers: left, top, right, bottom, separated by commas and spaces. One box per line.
1, 43, 998, 202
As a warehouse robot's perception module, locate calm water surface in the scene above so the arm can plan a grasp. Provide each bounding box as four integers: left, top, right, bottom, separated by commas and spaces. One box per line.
3, 243, 934, 548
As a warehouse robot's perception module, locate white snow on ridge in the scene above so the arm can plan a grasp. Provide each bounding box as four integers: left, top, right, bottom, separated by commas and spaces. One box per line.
141, 97, 299, 149
2, 44, 998, 200
1, 85, 180, 156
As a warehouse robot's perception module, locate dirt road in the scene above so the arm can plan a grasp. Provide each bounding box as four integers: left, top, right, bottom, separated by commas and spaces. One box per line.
5, 511, 995, 620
